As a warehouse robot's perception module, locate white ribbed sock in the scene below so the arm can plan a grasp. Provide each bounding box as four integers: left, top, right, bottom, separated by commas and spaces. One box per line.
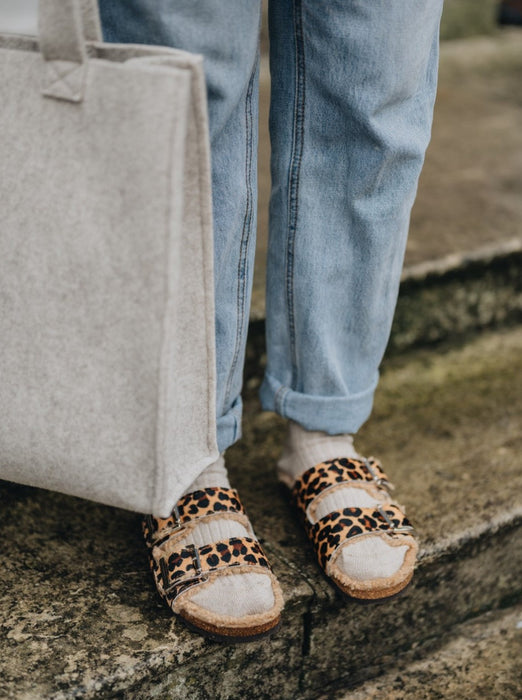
160, 455, 275, 618
278, 421, 407, 582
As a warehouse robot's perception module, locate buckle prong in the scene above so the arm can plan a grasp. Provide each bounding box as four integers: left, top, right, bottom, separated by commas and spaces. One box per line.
171, 504, 182, 530
186, 543, 203, 576
377, 506, 394, 529
364, 459, 394, 493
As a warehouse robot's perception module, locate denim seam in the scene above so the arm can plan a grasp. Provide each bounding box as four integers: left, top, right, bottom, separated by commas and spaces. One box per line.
285, 0, 306, 390
223, 55, 258, 408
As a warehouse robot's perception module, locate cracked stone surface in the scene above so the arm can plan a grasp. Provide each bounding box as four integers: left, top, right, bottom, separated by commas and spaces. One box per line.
1, 326, 521, 699
342, 605, 522, 700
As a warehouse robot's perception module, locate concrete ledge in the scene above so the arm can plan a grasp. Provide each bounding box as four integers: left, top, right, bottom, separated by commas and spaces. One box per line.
246, 239, 522, 379
345, 604, 522, 700
389, 238, 522, 352
1, 326, 521, 699
125, 515, 522, 699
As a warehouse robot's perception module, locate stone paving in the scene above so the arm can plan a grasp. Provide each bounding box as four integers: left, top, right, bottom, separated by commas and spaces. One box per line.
1, 325, 521, 699
343, 604, 522, 700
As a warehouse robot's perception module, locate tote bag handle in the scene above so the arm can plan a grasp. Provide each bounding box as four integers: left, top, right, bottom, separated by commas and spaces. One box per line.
79, 0, 102, 42
39, 0, 102, 102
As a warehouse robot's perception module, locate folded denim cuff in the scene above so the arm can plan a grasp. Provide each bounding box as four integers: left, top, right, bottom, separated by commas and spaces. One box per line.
259, 372, 378, 435
216, 394, 243, 453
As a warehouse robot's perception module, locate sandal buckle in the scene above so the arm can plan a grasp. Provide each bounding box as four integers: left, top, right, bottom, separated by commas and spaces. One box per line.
161, 543, 209, 598
147, 504, 186, 547
186, 543, 203, 577
364, 459, 394, 493
171, 504, 183, 532
377, 505, 415, 535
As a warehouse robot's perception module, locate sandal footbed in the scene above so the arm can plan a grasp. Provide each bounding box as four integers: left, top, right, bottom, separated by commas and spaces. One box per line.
326, 532, 418, 597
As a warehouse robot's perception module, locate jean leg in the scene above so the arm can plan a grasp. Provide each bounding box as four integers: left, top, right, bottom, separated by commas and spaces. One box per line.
261, 0, 443, 434
99, 1, 262, 453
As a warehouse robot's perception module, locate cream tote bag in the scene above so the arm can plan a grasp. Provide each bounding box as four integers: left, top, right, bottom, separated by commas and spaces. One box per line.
0, 0, 218, 516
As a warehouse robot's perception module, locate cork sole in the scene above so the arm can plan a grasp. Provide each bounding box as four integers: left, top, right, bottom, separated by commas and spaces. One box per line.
149, 561, 284, 643
346, 579, 413, 605
178, 610, 282, 643
332, 568, 415, 604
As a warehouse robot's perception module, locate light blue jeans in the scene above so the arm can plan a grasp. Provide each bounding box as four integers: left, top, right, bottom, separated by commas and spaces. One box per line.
99, 0, 443, 454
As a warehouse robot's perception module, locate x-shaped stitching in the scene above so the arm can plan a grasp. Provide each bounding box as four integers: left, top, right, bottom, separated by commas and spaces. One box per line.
43, 60, 85, 102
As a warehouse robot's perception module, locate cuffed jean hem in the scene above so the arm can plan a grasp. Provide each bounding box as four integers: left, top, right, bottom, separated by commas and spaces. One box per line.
216, 394, 243, 454
259, 372, 379, 435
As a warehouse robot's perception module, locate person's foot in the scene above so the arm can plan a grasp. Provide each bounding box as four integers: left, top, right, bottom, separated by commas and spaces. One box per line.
278, 421, 418, 601
144, 455, 284, 641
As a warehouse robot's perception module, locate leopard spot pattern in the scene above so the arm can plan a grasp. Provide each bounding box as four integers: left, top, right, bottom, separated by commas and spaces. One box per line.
150, 536, 272, 603
143, 487, 246, 547
308, 505, 414, 570
292, 457, 390, 514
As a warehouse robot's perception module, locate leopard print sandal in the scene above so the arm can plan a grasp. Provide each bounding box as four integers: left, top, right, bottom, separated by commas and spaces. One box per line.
288, 457, 418, 601
143, 487, 284, 642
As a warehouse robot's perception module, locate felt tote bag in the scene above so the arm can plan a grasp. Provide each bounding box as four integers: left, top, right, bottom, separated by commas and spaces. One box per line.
0, 0, 218, 516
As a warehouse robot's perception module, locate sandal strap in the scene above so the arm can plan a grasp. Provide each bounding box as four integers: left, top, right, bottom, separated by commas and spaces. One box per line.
152, 536, 273, 603
292, 457, 394, 516
308, 504, 414, 571
143, 487, 247, 547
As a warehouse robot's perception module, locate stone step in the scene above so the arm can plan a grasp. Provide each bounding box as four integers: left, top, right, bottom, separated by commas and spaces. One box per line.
388, 238, 522, 353
337, 604, 522, 700
246, 239, 522, 380
1, 325, 521, 699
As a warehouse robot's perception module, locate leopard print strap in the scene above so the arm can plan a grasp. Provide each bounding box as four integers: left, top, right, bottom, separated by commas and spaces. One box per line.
292, 457, 394, 516
308, 505, 414, 571
151, 536, 273, 603
143, 487, 247, 548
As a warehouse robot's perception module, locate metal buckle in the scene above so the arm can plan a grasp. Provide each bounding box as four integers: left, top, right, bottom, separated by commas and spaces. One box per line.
161, 543, 208, 597
148, 505, 186, 547
171, 504, 183, 531
377, 506, 414, 535
364, 459, 394, 493
186, 543, 203, 577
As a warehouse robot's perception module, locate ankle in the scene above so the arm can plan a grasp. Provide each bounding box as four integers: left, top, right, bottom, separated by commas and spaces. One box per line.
277, 420, 360, 484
